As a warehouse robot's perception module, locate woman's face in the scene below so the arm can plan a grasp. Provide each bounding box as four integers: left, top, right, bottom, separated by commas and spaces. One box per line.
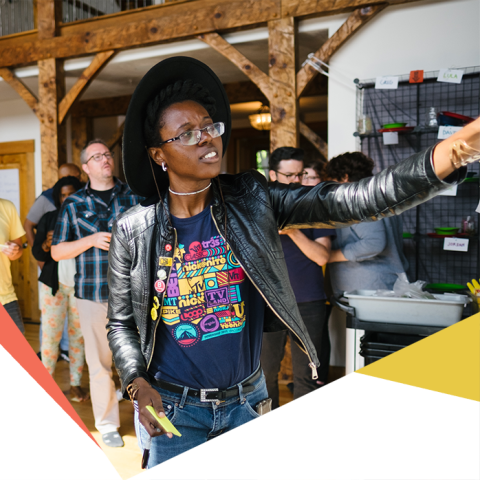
302, 167, 321, 186
59, 185, 76, 204
150, 100, 223, 184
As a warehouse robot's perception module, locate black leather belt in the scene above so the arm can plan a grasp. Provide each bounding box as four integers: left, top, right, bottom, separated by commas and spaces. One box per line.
151, 367, 261, 403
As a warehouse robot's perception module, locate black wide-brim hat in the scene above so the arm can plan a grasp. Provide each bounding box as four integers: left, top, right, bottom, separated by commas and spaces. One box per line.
123, 56, 231, 198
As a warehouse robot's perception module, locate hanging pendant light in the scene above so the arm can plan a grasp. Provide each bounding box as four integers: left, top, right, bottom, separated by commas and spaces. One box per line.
249, 105, 271, 131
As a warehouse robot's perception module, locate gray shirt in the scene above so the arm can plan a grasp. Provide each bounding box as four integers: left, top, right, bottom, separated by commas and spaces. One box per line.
329, 216, 409, 296
26, 194, 56, 224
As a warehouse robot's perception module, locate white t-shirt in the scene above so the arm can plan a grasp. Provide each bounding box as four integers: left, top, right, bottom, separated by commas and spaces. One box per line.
58, 258, 76, 287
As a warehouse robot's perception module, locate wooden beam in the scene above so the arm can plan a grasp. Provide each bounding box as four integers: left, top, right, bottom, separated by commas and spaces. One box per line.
58, 50, 115, 124
299, 121, 327, 158
37, 58, 67, 190
0, 0, 430, 68
107, 121, 125, 150
283, 0, 393, 18
0, 140, 35, 155
198, 32, 274, 101
0, 0, 281, 68
0, 68, 39, 113
268, 17, 298, 150
296, 4, 386, 97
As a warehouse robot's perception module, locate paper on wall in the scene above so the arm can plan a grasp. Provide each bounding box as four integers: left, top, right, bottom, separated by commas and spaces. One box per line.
437, 69, 464, 84
444, 237, 469, 252
375, 76, 399, 89
438, 126, 462, 139
0, 169, 21, 214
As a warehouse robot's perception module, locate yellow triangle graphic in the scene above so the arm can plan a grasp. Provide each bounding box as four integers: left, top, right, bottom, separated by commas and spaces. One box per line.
358, 313, 480, 402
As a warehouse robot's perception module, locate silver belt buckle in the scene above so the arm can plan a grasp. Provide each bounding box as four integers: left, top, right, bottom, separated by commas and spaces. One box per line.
200, 388, 219, 402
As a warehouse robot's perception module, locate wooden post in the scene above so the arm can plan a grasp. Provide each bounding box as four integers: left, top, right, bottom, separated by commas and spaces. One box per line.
37, 58, 66, 190
36, 0, 62, 40
268, 17, 298, 151
37, 0, 66, 190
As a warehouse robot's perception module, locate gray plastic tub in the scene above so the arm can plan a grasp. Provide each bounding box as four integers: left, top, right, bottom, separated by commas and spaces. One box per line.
343, 290, 467, 327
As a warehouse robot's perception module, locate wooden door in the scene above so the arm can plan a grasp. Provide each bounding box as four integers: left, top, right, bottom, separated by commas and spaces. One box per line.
0, 140, 39, 322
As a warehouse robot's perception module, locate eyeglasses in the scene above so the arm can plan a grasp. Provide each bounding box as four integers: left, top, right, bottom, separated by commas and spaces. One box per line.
86, 152, 114, 164
159, 122, 225, 146
274, 170, 308, 180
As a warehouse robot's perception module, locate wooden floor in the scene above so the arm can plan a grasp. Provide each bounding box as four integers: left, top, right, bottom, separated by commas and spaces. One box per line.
24, 322, 344, 479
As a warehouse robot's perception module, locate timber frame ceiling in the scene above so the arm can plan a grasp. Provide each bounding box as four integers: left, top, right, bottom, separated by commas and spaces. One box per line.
0, 0, 433, 189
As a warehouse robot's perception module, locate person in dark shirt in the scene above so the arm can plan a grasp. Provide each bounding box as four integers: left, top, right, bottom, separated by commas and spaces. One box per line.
261, 147, 335, 408
32, 175, 89, 402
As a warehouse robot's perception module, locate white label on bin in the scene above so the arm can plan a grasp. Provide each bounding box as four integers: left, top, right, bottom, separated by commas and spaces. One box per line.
476, 200, 480, 214
443, 237, 469, 252
437, 69, 464, 84
438, 126, 462, 139
382, 132, 399, 145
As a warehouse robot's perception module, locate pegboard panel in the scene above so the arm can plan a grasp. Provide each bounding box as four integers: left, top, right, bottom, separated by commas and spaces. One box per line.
355, 67, 480, 316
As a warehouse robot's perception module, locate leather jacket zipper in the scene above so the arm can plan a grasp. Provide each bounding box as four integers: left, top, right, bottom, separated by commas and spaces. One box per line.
210, 206, 318, 380
146, 228, 177, 371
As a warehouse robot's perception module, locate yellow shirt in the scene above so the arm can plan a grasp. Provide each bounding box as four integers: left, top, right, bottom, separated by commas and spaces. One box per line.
0, 199, 26, 305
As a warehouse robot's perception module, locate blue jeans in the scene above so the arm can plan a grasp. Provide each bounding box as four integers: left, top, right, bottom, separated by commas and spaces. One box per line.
135, 369, 268, 467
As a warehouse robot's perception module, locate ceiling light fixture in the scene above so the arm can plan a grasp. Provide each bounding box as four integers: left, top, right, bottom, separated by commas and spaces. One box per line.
249, 105, 271, 131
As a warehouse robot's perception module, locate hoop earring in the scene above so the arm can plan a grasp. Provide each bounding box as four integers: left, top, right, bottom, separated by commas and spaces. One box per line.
162, 162, 167, 172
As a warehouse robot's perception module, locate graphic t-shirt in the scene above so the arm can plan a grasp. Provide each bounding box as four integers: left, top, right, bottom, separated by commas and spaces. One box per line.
280, 228, 334, 303
150, 206, 265, 390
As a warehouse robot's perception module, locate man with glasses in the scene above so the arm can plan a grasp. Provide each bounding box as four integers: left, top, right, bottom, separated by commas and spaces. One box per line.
263, 147, 335, 408
51, 139, 142, 448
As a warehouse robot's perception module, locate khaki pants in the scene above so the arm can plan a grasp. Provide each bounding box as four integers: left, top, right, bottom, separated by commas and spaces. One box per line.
76, 298, 119, 434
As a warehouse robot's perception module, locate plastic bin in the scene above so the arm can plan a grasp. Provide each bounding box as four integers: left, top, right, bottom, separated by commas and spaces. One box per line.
343, 290, 467, 326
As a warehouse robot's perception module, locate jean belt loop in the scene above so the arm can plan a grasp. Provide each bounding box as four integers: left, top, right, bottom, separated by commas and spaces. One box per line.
237, 381, 245, 403
179, 386, 189, 409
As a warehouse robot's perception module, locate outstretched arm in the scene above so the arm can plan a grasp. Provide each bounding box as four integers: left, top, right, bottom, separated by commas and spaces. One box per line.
432, 116, 480, 179
268, 118, 480, 230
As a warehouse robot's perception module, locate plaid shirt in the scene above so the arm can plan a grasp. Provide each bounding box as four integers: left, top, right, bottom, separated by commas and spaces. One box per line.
52, 178, 142, 303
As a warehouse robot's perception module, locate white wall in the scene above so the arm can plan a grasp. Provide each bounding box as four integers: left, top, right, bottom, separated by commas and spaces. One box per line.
327, 0, 480, 158
0, 98, 42, 196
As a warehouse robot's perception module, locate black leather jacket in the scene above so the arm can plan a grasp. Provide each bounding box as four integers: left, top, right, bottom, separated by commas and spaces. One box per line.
107, 147, 465, 393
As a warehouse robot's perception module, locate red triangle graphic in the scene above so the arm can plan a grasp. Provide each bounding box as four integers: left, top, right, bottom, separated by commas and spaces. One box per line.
0, 303, 99, 447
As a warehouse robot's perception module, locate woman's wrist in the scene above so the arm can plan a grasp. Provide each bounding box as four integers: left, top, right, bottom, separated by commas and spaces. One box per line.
127, 377, 152, 402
